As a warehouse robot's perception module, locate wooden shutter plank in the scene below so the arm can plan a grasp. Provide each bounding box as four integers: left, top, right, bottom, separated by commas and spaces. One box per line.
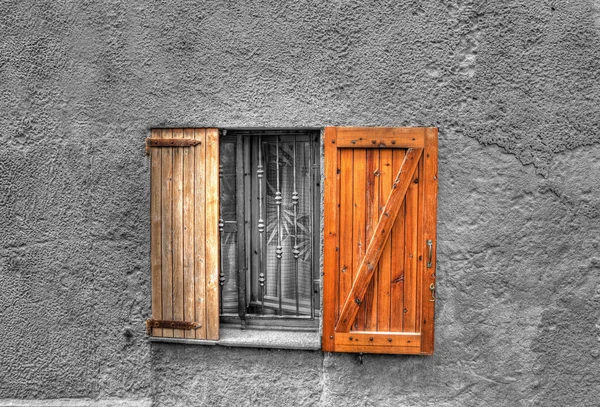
403, 163, 419, 333
150, 129, 163, 337
338, 148, 354, 326
352, 149, 367, 331
377, 149, 394, 332
172, 128, 185, 338
161, 128, 174, 338
336, 148, 423, 333
390, 149, 406, 332
194, 128, 207, 339
336, 127, 425, 149
420, 128, 438, 354
364, 149, 379, 331
205, 128, 220, 340
322, 128, 339, 352
183, 128, 196, 339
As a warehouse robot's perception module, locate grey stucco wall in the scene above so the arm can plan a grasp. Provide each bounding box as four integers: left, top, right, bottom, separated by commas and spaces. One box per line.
1, 1, 599, 406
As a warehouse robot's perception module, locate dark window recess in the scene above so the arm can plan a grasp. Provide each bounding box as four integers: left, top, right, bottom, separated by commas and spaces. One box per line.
219, 129, 320, 330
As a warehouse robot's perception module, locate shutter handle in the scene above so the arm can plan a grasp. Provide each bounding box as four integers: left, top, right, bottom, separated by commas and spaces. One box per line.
426, 239, 433, 268
429, 283, 436, 302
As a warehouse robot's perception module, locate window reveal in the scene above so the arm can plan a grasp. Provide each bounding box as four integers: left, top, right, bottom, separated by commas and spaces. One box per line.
219, 130, 320, 327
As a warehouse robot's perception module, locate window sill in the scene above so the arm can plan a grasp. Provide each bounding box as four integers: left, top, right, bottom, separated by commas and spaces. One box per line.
148, 327, 321, 351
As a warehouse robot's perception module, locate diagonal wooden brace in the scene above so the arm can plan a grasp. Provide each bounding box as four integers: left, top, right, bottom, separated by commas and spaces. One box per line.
335, 148, 423, 333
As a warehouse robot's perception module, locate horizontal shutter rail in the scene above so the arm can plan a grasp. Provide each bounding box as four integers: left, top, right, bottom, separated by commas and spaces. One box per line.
145, 138, 202, 154
336, 127, 426, 149
146, 319, 201, 335
334, 332, 421, 348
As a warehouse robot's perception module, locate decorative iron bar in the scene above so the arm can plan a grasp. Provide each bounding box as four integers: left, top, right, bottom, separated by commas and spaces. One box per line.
218, 157, 225, 314
308, 138, 314, 319
292, 136, 300, 316
275, 136, 283, 315
257, 135, 265, 313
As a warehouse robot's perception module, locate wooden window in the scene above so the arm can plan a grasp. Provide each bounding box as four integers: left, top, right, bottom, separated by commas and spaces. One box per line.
322, 127, 438, 354
147, 127, 438, 354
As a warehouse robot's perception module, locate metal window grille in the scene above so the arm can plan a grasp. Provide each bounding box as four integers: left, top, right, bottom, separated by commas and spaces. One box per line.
219, 129, 320, 329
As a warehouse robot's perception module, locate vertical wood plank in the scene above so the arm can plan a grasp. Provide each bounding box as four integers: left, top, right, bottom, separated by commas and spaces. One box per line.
420, 128, 438, 354
364, 149, 379, 331
150, 129, 163, 337
205, 128, 220, 340
390, 149, 406, 332
172, 128, 185, 338
183, 128, 196, 339
416, 154, 425, 334
377, 149, 393, 332
403, 159, 419, 333
352, 149, 367, 331
193, 128, 207, 339
322, 128, 338, 352
338, 148, 354, 328
161, 128, 174, 338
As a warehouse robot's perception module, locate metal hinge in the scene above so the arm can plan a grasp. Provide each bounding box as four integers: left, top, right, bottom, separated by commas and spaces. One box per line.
145, 138, 202, 154
146, 319, 202, 335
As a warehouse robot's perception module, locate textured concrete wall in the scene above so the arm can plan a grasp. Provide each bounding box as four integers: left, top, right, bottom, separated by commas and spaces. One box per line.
1, 1, 599, 406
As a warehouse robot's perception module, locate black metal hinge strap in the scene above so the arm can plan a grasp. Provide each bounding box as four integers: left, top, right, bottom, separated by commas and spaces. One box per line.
146, 319, 202, 335
145, 138, 202, 154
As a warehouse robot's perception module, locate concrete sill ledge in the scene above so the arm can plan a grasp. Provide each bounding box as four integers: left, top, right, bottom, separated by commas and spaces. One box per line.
149, 327, 321, 351
0, 399, 150, 406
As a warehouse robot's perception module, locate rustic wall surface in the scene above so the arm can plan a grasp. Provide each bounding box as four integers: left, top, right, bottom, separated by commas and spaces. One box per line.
1, 0, 599, 406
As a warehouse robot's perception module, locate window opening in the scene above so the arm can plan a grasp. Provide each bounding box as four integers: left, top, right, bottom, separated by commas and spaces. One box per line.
219, 129, 320, 329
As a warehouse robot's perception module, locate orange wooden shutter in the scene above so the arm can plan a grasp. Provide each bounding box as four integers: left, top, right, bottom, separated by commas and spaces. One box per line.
322, 127, 438, 354
147, 128, 220, 340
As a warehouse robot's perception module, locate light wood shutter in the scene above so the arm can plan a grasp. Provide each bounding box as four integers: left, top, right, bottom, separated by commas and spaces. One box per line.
322, 127, 438, 354
147, 128, 220, 340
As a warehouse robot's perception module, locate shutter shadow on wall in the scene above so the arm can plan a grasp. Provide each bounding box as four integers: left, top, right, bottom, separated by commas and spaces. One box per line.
147, 128, 220, 340
322, 127, 438, 355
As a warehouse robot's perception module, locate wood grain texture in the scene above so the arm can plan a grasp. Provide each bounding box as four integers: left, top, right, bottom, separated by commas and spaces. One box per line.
336, 148, 423, 333
377, 149, 393, 332
390, 149, 406, 332
338, 148, 354, 330
183, 128, 196, 339
364, 149, 379, 331
150, 129, 163, 337
172, 128, 185, 338
322, 127, 338, 352
352, 149, 367, 331
336, 127, 425, 149
334, 332, 420, 349
161, 128, 174, 338
403, 161, 419, 333
420, 128, 438, 354
322, 127, 438, 354
193, 129, 207, 339
205, 128, 220, 340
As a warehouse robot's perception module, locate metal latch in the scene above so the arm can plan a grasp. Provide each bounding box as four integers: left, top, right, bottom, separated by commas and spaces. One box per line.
426, 240, 433, 268
429, 283, 436, 302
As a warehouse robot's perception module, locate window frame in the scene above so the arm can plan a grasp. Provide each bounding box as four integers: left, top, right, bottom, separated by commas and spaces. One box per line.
218, 129, 323, 331
146, 127, 438, 355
